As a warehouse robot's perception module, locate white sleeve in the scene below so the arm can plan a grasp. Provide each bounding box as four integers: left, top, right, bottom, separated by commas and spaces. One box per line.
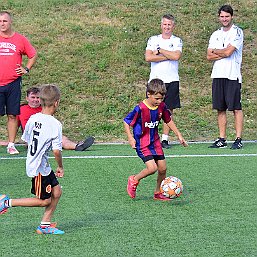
21, 120, 31, 143
208, 32, 216, 49
51, 122, 62, 151
146, 36, 155, 51
174, 37, 183, 52
230, 28, 243, 50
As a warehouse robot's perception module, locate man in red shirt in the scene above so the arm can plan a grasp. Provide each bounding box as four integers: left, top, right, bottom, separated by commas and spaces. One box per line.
17, 87, 94, 151
0, 11, 37, 154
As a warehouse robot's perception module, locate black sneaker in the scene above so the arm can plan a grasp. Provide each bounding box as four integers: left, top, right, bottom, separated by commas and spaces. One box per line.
75, 136, 95, 151
161, 140, 171, 149
208, 138, 227, 148
230, 137, 243, 150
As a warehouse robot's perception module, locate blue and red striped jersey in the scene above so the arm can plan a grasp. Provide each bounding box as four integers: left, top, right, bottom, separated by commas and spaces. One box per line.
124, 100, 172, 158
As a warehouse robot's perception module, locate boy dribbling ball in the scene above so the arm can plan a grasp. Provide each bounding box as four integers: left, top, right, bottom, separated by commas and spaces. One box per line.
0, 84, 65, 234
124, 78, 188, 201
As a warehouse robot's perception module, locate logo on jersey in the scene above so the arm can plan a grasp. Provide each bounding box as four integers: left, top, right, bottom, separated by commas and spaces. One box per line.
35, 122, 42, 129
145, 121, 159, 128
46, 184, 52, 194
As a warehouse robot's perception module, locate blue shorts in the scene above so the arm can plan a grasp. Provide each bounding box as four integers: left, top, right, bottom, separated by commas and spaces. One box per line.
31, 171, 59, 200
164, 81, 181, 110
0, 77, 22, 116
212, 78, 242, 111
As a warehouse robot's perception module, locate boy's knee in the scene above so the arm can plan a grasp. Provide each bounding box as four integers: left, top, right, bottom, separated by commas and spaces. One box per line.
52, 185, 62, 199
40, 198, 51, 207
148, 165, 158, 174
158, 168, 167, 175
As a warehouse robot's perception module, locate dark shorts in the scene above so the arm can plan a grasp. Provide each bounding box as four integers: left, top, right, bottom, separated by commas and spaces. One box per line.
164, 81, 181, 110
31, 170, 59, 200
0, 77, 22, 116
212, 78, 242, 111
142, 155, 165, 163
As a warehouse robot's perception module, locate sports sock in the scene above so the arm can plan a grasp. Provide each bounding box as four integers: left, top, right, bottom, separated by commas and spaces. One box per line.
7, 142, 14, 148
162, 134, 169, 141
5, 199, 12, 208
40, 222, 51, 228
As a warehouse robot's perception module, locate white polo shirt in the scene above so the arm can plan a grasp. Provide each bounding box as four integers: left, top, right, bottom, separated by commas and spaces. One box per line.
22, 113, 62, 177
146, 34, 183, 83
208, 24, 243, 83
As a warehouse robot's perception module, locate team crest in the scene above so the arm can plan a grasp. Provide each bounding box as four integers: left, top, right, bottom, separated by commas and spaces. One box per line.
46, 184, 52, 193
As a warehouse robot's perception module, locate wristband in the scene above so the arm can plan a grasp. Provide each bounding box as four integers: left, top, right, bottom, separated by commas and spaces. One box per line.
24, 67, 30, 73
157, 47, 160, 55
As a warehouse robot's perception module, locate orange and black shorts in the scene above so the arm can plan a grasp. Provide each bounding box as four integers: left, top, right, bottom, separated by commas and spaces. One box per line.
31, 171, 59, 200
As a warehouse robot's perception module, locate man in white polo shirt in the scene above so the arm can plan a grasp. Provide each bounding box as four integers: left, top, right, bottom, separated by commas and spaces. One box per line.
207, 5, 244, 149
145, 14, 183, 149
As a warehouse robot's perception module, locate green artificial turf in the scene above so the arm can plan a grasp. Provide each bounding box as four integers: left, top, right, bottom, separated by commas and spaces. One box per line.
1, 143, 257, 256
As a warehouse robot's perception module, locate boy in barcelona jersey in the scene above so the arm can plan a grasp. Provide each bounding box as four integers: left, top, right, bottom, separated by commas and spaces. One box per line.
124, 79, 187, 201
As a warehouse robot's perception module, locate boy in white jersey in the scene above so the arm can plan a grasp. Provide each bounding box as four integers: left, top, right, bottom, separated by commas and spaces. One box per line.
0, 84, 65, 235
145, 14, 183, 149
207, 5, 244, 149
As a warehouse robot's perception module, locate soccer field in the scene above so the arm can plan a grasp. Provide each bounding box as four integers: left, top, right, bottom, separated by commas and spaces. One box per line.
1, 142, 257, 257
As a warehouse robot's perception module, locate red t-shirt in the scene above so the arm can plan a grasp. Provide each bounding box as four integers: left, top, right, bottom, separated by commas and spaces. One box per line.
17, 104, 42, 130
0, 32, 36, 86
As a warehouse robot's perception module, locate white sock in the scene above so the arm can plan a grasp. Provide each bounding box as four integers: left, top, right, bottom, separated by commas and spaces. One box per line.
40, 222, 51, 227
162, 134, 169, 141
7, 142, 14, 148
8, 199, 12, 207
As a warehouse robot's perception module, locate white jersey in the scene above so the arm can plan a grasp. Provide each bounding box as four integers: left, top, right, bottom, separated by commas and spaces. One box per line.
208, 24, 243, 83
21, 113, 62, 177
146, 34, 183, 83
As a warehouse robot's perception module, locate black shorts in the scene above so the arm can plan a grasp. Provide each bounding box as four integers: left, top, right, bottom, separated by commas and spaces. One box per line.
142, 155, 165, 163
0, 77, 22, 116
212, 78, 242, 111
31, 170, 59, 200
164, 81, 181, 110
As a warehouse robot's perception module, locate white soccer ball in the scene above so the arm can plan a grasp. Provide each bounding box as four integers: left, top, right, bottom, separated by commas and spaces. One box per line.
160, 176, 183, 199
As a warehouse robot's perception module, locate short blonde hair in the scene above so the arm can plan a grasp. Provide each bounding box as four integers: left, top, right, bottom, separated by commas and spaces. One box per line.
39, 84, 60, 107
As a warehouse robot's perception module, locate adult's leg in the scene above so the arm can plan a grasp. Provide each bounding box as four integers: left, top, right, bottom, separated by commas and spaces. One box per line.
217, 110, 227, 139
233, 110, 243, 138
7, 114, 18, 143
162, 109, 173, 138
62, 135, 76, 150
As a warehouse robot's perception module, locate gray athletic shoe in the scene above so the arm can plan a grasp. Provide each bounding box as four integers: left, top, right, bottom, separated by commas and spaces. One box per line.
75, 136, 95, 151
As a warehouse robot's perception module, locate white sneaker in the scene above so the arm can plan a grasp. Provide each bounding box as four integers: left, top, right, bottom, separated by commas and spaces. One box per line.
7, 145, 19, 155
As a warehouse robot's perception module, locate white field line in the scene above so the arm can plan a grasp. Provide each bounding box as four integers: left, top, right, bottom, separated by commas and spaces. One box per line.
1, 153, 257, 160
6, 139, 257, 147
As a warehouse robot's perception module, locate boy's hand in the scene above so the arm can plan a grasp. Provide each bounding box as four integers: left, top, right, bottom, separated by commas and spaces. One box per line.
55, 167, 64, 178
178, 135, 188, 147
128, 137, 136, 149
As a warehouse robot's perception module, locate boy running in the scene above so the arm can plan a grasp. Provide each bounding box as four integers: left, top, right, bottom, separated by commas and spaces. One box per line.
0, 84, 65, 234
124, 79, 187, 201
